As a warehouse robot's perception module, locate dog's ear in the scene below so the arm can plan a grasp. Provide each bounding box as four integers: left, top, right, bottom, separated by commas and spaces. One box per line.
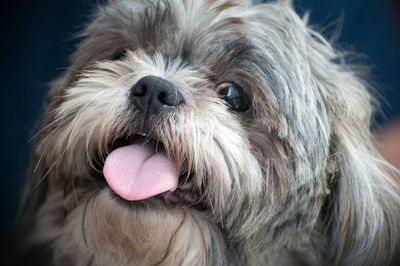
321, 64, 400, 264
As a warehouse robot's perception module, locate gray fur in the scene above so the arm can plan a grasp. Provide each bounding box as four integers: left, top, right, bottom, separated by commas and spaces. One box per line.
18, 0, 400, 265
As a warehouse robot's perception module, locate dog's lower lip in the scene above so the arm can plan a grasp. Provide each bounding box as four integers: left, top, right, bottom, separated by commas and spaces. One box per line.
162, 189, 199, 204
158, 188, 206, 210
108, 186, 206, 210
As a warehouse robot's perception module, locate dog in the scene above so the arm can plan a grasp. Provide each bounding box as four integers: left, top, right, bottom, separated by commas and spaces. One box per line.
16, 0, 400, 265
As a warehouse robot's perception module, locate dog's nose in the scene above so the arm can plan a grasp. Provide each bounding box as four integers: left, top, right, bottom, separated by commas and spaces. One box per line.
130, 76, 184, 115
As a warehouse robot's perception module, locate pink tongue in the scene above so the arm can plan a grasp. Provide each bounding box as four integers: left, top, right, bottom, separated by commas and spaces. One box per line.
103, 143, 178, 201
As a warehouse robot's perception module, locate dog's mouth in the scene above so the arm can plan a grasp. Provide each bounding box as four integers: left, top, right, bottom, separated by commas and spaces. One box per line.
103, 134, 206, 211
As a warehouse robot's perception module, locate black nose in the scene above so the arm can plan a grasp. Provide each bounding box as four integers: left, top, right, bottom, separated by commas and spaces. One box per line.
130, 76, 184, 115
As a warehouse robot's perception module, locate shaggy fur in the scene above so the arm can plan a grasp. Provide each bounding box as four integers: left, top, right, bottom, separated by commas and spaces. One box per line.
17, 0, 400, 265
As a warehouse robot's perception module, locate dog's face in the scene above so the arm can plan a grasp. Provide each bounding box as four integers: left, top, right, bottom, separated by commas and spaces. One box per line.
27, 0, 399, 265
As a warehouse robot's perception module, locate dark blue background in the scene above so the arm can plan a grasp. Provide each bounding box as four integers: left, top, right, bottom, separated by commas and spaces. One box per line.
1, 0, 399, 235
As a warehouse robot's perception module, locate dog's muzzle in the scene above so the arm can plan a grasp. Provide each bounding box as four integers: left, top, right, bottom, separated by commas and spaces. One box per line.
102, 76, 205, 209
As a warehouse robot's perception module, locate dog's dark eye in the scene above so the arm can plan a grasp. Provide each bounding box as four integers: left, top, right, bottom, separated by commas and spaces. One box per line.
111, 48, 127, 60
217, 82, 250, 112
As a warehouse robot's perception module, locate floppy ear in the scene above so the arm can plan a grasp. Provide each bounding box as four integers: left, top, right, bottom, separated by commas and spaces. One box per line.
248, 3, 399, 263
321, 59, 400, 265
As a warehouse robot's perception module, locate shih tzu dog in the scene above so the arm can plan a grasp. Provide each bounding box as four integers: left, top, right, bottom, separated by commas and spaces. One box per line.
17, 0, 400, 265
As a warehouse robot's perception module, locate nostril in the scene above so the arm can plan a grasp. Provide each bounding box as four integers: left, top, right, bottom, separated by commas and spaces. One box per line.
158, 91, 168, 105
132, 84, 147, 97
158, 91, 183, 107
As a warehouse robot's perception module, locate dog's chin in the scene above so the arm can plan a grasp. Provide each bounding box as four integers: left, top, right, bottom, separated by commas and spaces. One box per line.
103, 133, 209, 212
87, 186, 226, 266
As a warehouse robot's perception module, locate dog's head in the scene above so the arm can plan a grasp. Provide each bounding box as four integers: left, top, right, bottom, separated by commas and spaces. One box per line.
26, 0, 399, 265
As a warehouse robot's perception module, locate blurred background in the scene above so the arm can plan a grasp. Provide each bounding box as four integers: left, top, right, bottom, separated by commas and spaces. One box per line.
0, 0, 399, 238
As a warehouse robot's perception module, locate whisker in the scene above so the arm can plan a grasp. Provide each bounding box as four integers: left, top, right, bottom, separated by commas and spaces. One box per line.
33, 122, 65, 174
33, 147, 67, 189
29, 114, 63, 142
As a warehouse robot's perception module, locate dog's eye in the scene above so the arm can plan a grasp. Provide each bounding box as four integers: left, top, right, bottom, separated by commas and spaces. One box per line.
111, 48, 128, 60
217, 82, 250, 112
